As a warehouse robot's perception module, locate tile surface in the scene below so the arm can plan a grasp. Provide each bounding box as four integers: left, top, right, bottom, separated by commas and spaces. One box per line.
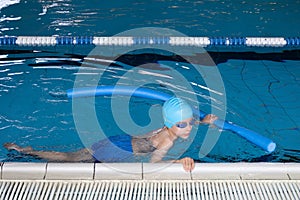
45, 163, 94, 180
2, 162, 46, 180
95, 163, 142, 180
143, 163, 191, 180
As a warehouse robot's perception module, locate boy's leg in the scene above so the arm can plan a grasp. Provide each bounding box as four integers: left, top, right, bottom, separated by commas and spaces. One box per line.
3, 143, 95, 162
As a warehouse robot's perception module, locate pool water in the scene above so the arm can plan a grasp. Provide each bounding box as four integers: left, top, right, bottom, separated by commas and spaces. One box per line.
1, 0, 299, 37
0, 0, 299, 162
0, 47, 299, 162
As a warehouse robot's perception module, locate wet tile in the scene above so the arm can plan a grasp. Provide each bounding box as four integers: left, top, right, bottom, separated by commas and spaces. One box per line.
95, 163, 142, 180
45, 163, 94, 180
143, 163, 191, 180
2, 162, 46, 180
192, 163, 293, 180
284, 163, 300, 180
192, 163, 241, 180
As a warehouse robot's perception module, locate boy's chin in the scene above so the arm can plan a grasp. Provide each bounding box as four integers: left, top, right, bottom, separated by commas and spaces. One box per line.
180, 134, 190, 139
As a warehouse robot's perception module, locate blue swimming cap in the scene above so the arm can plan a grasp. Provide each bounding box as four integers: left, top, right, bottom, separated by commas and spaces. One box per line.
162, 97, 193, 128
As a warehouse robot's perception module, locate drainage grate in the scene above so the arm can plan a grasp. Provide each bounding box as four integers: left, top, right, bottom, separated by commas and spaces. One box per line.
1, 180, 299, 200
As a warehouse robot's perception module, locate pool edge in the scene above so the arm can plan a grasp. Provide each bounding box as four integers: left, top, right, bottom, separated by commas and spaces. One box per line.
0, 162, 300, 180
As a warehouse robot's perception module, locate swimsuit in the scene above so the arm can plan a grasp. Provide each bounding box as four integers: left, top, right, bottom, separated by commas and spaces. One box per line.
91, 133, 158, 162
91, 134, 135, 162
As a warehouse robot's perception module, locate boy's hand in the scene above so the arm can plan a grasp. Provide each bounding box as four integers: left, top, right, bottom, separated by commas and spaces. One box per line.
201, 114, 218, 124
178, 157, 195, 172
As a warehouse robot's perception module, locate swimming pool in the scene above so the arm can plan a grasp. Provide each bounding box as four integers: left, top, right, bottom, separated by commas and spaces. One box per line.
0, 38, 299, 162
0, 1, 299, 163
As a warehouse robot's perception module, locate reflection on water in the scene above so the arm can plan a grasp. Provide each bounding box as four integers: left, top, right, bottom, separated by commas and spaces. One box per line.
0, 0, 20, 10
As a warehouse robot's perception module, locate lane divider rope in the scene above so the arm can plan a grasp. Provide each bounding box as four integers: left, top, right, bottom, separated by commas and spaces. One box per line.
0, 36, 299, 47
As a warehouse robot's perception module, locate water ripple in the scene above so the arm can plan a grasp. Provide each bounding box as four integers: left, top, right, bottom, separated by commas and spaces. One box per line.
0, 0, 20, 10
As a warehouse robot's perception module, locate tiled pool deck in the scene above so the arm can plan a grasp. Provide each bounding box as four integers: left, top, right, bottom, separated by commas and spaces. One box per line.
0, 163, 300, 199
1, 162, 300, 180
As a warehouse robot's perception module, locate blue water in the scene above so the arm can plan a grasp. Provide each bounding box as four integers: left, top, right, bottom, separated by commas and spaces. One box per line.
1, 0, 300, 36
0, 0, 299, 162
0, 48, 299, 162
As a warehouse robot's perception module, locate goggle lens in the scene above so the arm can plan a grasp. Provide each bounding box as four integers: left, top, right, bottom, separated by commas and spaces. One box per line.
175, 119, 196, 128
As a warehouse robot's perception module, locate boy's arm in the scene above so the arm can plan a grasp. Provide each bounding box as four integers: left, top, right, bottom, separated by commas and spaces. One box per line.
150, 144, 195, 172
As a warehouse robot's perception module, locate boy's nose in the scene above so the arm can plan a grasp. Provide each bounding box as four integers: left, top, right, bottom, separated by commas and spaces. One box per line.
187, 123, 192, 131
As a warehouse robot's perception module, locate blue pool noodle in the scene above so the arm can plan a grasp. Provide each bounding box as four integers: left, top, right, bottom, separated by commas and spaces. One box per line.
67, 86, 276, 153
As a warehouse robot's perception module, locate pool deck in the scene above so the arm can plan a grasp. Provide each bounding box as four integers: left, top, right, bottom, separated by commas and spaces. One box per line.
1, 162, 300, 199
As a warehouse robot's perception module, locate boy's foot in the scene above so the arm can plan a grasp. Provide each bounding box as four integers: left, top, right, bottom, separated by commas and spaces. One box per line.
3, 143, 33, 153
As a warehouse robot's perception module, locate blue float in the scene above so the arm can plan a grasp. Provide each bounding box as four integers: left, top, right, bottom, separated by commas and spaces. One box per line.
67, 85, 276, 153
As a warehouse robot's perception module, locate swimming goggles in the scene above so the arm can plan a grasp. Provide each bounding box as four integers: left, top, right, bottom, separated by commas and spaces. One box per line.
175, 118, 196, 128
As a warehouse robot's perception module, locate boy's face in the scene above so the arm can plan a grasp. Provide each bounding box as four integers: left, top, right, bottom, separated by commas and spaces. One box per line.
170, 117, 193, 139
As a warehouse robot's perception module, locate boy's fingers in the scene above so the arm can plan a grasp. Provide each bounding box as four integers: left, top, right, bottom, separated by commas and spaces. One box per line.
181, 157, 194, 172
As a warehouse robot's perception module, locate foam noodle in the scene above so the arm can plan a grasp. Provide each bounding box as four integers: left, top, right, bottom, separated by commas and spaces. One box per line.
67, 85, 276, 153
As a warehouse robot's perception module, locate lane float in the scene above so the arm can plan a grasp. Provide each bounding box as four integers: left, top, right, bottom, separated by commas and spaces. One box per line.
0, 36, 299, 47
67, 85, 276, 153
